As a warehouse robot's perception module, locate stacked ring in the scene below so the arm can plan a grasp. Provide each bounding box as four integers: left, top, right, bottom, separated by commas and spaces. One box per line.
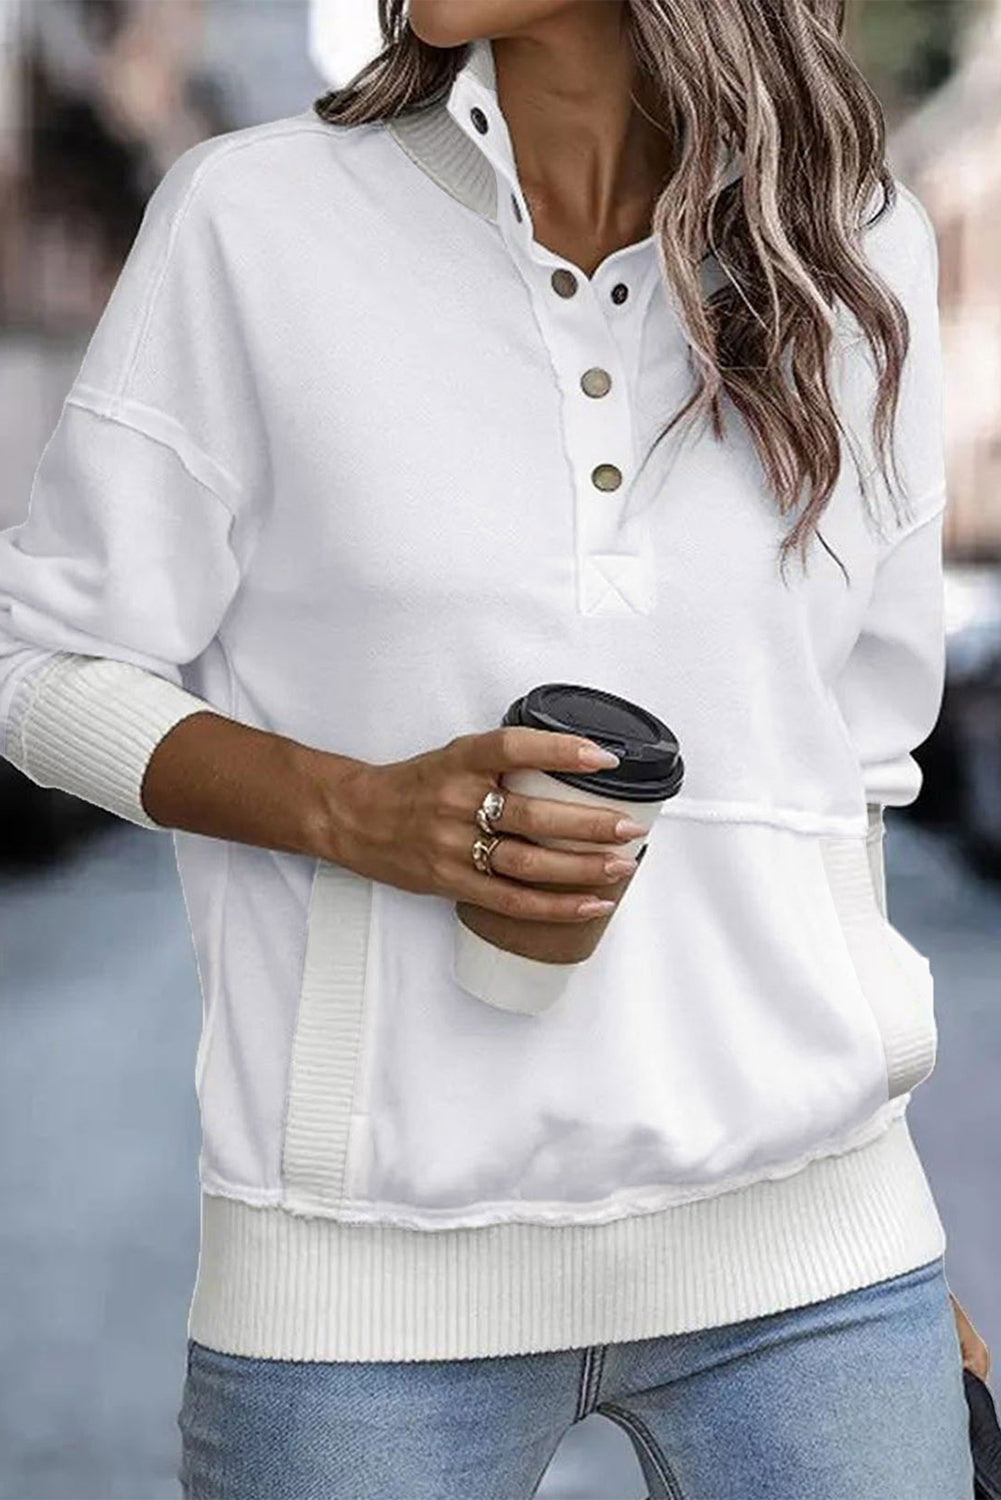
472, 786, 506, 872
471, 834, 502, 876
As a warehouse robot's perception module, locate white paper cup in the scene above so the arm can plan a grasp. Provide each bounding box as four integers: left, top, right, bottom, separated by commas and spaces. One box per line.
451, 683, 684, 1016
452, 769, 665, 1016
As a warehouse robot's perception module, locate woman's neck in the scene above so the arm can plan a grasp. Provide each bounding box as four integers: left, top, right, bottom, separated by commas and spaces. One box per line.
490, 19, 674, 275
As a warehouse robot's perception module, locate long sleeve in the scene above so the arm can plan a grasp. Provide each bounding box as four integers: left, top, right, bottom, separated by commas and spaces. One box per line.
0, 134, 267, 829
836, 505, 947, 810
833, 182, 949, 830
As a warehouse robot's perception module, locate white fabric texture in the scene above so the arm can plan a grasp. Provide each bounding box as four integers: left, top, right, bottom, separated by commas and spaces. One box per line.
0, 37, 951, 1359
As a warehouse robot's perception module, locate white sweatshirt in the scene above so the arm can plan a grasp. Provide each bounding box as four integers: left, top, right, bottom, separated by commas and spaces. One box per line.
0, 38, 950, 1362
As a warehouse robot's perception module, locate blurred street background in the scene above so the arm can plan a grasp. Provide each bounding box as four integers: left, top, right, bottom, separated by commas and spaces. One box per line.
1, 1, 999, 1496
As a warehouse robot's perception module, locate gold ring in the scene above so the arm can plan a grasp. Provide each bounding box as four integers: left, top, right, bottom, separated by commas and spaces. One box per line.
471, 834, 501, 876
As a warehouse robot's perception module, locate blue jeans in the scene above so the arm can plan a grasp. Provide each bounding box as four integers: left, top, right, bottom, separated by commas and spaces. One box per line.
177, 1253, 975, 1499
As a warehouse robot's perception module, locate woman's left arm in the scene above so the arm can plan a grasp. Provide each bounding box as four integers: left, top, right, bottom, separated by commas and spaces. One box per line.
834, 184, 991, 1378
832, 182, 949, 818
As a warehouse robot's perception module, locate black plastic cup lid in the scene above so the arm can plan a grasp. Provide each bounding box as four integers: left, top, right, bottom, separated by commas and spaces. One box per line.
502, 683, 684, 803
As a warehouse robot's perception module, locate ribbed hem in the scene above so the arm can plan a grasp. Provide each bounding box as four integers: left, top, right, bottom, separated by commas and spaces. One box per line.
188, 1111, 945, 1363
5, 652, 217, 829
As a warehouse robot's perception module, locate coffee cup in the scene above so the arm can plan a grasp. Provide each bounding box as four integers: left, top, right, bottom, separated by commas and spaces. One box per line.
452, 683, 684, 1015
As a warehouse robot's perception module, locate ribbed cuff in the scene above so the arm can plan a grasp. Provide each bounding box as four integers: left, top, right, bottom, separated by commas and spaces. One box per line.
5, 652, 217, 829
188, 1111, 946, 1363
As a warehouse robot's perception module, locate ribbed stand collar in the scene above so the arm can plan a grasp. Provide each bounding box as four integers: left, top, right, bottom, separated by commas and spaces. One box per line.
384, 35, 743, 232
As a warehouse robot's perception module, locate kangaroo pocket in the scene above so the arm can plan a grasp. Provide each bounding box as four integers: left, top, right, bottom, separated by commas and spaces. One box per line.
278, 816, 933, 1231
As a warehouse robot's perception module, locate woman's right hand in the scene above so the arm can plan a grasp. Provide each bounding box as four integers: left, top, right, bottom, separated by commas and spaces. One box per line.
322, 727, 647, 922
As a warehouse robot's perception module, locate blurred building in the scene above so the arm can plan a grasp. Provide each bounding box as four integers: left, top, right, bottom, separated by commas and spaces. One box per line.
0, 0, 319, 532
890, 0, 1001, 561
1, 0, 223, 332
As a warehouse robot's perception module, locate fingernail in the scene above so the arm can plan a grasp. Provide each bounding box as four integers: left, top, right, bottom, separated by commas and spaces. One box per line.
604, 857, 637, 877
615, 818, 647, 839
577, 897, 616, 916
579, 744, 620, 768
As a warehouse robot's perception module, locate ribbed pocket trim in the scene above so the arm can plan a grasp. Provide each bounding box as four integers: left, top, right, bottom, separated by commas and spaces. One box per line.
819, 830, 937, 1099
188, 1111, 945, 1363
280, 860, 373, 1210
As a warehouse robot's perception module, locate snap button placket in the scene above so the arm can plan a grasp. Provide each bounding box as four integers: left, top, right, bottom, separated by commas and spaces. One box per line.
551, 268, 579, 299
534, 255, 648, 609
532, 261, 633, 545
444, 63, 658, 616
591, 463, 623, 492
476, 157, 655, 612
581, 367, 612, 399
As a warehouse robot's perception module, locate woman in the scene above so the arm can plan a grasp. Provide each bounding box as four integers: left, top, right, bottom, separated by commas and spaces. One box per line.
0, 0, 990, 1495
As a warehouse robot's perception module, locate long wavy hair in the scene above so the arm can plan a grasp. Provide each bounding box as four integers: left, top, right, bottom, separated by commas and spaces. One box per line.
313, 0, 917, 582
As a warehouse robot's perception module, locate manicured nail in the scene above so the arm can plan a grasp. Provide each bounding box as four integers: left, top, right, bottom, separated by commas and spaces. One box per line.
578, 743, 620, 768
615, 818, 647, 839
577, 897, 616, 916
604, 857, 637, 878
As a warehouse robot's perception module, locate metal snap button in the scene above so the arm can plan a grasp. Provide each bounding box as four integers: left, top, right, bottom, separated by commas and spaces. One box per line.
591, 463, 622, 491
581, 367, 612, 398
610, 282, 629, 304
470, 107, 489, 134
551, 268, 578, 298
510, 192, 523, 223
